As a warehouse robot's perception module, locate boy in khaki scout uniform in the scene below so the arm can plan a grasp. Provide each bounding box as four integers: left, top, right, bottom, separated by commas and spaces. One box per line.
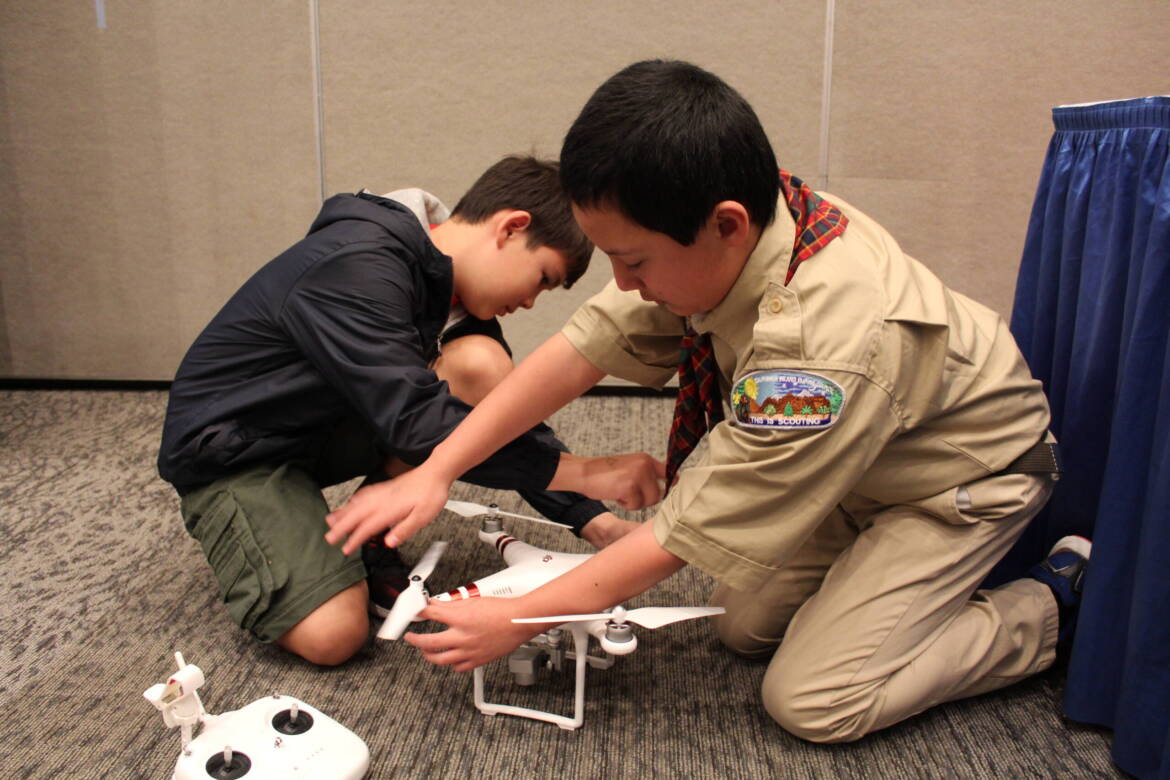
325, 60, 1090, 742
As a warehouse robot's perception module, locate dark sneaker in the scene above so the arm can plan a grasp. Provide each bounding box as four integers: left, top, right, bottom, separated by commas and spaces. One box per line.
1029, 535, 1092, 647
362, 541, 411, 618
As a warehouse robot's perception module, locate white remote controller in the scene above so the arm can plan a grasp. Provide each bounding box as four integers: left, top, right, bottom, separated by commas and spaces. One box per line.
145, 652, 370, 780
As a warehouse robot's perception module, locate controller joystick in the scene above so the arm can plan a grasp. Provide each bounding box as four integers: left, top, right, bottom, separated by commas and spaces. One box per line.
272, 705, 314, 735
205, 747, 251, 779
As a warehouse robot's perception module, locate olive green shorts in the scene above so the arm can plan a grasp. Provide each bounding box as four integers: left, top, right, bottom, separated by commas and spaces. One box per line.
180, 463, 368, 643
178, 413, 391, 643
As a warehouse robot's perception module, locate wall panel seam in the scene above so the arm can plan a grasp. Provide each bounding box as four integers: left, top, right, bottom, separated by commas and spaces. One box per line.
309, 0, 326, 203
818, 0, 836, 190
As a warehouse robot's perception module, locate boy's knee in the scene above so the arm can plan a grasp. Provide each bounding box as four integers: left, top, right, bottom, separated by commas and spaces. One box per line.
712, 612, 779, 659
434, 335, 513, 405
708, 587, 787, 659
761, 662, 871, 744
277, 582, 369, 666
288, 624, 366, 667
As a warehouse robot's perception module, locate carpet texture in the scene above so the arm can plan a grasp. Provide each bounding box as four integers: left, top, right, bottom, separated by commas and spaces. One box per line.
0, 390, 1119, 778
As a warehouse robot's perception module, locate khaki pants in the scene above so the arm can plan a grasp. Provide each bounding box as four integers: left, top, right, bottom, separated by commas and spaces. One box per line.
710, 472, 1059, 743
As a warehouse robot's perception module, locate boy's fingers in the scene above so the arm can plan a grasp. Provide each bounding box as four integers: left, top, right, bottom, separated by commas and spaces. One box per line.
386, 506, 430, 547
407, 642, 458, 666
324, 487, 373, 539
347, 510, 399, 554
403, 629, 443, 651
405, 625, 476, 670
404, 621, 461, 662
338, 510, 381, 554
617, 469, 659, 510
423, 648, 467, 669
324, 503, 350, 532
324, 511, 359, 543
339, 527, 369, 556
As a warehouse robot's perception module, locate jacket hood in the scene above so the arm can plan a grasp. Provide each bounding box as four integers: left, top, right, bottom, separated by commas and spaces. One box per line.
309, 191, 421, 237
309, 191, 452, 292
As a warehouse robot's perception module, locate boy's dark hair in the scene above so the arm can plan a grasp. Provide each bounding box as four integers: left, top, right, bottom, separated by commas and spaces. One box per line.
452, 155, 592, 287
561, 60, 780, 246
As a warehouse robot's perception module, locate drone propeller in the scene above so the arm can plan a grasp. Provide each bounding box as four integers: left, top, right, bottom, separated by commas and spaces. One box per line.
376, 540, 447, 640
512, 604, 725, 629
443, 499, 571, 528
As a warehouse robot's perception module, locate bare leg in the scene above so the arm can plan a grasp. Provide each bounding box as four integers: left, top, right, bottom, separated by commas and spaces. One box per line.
276, 581, 370, 666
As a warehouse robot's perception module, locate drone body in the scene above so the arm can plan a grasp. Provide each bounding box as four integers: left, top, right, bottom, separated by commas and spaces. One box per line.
432, 529, 594, 602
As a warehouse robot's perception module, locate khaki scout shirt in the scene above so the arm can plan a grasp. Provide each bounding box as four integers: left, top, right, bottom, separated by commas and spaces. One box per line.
562, 194, 1050, 591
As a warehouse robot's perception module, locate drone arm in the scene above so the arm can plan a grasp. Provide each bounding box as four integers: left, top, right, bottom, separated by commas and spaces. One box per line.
512, 522, 685, 628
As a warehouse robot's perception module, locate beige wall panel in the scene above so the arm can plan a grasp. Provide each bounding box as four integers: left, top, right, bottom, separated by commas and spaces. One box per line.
827, 178, 1030, 313
0, 3, 320, 379
829, 0, 1170, 317
319, 1, 826, 381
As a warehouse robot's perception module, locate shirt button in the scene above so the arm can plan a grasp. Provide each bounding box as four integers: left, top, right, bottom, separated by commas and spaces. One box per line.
767, 298, 783, 314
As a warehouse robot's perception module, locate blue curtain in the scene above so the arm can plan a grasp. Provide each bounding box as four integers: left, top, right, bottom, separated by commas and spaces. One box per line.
1009, 96, 1170, 780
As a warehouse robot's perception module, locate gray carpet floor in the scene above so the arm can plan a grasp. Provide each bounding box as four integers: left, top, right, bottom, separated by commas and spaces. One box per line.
0, 390, 1121, 778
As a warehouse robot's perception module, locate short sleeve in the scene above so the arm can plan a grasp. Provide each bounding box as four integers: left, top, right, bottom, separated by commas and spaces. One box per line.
561, 281, 683, 388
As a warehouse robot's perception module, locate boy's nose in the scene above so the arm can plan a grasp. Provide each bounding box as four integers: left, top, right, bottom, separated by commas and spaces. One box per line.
610, 260, 640, 292
521, 296, 536, 309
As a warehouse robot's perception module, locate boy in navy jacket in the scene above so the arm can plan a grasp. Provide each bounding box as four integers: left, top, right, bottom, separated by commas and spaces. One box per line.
159, 156, 658, 665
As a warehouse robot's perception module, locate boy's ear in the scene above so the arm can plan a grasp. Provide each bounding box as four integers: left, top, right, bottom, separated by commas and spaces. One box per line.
710, 201, 752, 246
496, 210, 533, 246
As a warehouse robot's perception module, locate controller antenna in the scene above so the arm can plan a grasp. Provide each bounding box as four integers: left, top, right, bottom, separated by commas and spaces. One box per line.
143, 651, 207, 748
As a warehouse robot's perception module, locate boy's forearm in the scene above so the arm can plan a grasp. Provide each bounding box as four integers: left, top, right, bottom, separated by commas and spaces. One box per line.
515, 521, 686, 620
427, 333, 603, 483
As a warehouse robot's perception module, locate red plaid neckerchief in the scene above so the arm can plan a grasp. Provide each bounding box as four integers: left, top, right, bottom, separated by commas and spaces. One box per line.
779, 170, 849, 283
664, 326, 724, 489
663, 171, 849, 490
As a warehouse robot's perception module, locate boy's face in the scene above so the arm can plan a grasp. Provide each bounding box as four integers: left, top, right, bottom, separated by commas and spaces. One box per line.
457, 233, 570, 321
572, 204, 751, 317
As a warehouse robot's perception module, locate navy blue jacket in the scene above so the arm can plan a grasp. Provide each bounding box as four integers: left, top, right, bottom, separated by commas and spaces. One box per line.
158, 192, 605, 531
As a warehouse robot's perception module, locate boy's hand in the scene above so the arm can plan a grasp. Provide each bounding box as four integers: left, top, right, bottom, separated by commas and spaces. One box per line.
553, 452, 666, 509
324, 465, 454, 554
405, 597, 546, 672
580, 512, 640, 549
405, 522, 686, 672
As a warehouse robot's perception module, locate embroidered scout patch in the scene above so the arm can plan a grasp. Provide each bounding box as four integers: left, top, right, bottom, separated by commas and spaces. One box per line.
730, 370, 844, 429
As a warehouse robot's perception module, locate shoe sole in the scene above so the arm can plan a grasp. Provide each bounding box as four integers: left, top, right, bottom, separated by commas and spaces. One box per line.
1049, 534, 1092, 560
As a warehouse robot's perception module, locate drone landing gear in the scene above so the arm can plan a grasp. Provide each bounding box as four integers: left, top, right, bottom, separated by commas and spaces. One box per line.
473, 624, 611, 730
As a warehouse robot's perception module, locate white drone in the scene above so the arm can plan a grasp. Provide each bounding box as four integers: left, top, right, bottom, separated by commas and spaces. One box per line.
378, 500, 724, 730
